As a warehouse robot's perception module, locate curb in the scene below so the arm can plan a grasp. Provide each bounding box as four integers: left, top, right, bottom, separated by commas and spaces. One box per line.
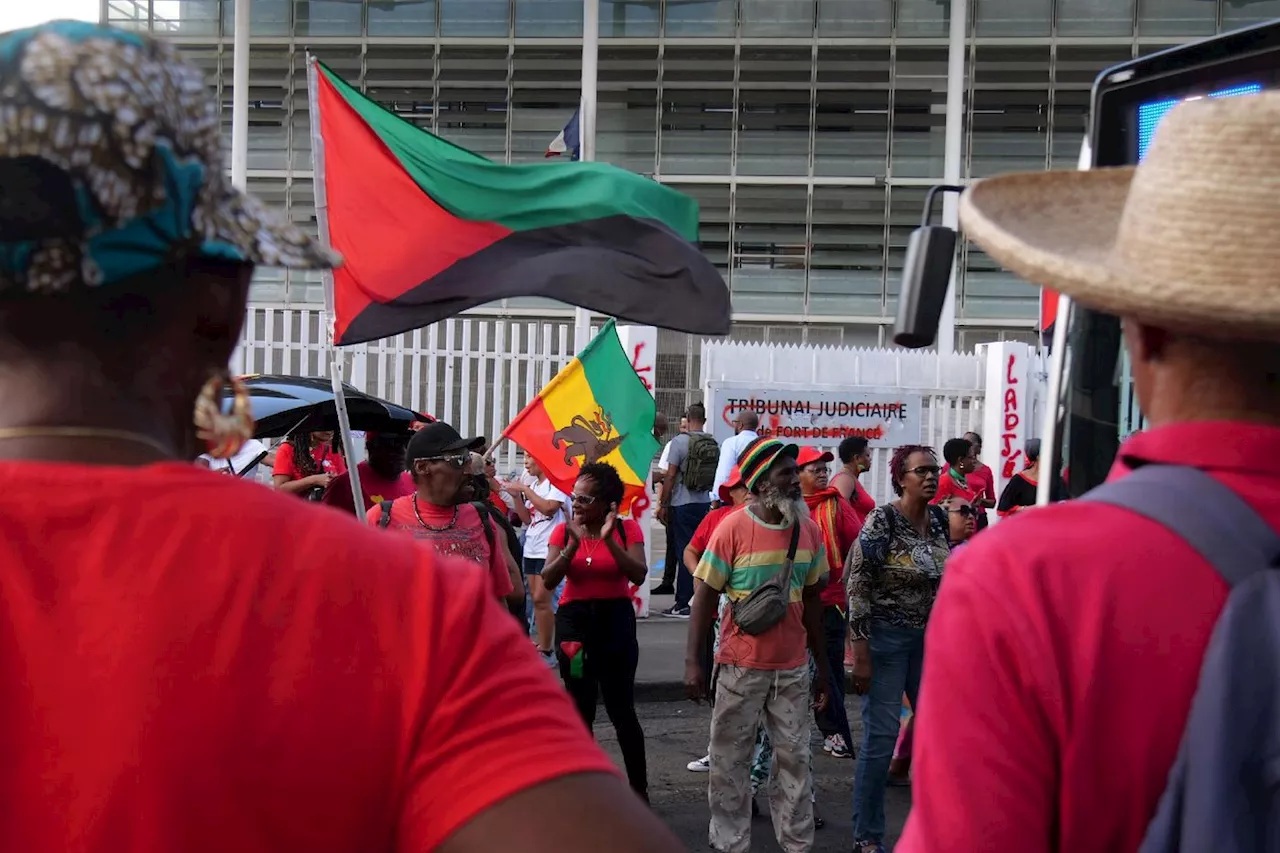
634, 680, 689, 703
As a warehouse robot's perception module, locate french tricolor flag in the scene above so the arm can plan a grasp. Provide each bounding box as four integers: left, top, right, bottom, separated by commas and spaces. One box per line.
545, 108, 581, 160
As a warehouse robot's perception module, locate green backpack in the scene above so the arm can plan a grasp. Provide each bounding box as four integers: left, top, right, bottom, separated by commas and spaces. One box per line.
681, 432, 721, 494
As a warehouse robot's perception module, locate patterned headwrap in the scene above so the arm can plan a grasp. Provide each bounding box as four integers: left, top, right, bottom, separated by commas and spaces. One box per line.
736, 437, 799, 493
0, 21, 337, 294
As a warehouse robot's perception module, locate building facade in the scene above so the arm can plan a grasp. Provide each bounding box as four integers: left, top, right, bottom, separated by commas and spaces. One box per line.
105, 0, 1275, 368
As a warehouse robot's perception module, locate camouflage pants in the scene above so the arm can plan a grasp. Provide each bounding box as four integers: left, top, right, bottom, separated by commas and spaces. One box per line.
708, 664, 814, 853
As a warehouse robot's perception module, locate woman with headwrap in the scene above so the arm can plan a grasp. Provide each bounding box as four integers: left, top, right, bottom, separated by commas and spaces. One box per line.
0, 21, 679, 852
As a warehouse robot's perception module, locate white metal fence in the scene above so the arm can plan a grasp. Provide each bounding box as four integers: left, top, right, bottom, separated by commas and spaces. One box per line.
233, 305, 1049, 493
701, 339, 993, 505
233, 306, 590, 473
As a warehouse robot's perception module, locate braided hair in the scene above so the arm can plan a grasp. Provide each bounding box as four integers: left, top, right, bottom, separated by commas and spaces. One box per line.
889, 444, 936, 496
578, 461, 626, 508
287, 428, 319, 478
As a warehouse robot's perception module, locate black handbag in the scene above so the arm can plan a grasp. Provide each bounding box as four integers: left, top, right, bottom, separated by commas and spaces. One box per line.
730, 523, 801, 636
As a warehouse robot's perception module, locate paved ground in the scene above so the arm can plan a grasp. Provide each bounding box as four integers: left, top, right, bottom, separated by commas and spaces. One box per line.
594, 700, 911, 851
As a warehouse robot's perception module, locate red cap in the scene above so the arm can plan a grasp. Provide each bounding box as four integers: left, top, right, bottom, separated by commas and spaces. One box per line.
795, 446, 835, 468
718, 465, 745, 504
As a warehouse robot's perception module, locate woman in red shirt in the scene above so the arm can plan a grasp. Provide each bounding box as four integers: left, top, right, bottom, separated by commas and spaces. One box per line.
543, 462, 650, 800
272, 427, 347, 499
798, 446, 861, 760
931, 437, 978, 508
831, 436, 877, 523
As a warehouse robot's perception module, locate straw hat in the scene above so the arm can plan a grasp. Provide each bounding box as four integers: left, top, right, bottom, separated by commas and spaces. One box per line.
959, 91, 1280, 342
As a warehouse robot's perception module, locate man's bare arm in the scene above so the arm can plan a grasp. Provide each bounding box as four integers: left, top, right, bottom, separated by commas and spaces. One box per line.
436, 773, 685, 853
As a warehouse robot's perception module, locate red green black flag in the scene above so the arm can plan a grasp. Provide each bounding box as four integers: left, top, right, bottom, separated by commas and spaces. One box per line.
308, 58, 731, 346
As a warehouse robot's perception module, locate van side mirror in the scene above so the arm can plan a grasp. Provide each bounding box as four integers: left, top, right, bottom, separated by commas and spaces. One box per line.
892, 184, 965, 349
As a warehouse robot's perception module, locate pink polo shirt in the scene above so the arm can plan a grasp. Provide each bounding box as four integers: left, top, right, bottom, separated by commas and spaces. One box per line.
899, 421, 1280, 853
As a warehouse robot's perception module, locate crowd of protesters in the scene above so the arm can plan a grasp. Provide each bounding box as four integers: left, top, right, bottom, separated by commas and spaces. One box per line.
16, 21, 1278, 853
244, 402, 1052, 853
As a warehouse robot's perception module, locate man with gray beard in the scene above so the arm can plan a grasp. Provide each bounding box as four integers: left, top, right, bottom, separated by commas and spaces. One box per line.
684, 437, 831, 853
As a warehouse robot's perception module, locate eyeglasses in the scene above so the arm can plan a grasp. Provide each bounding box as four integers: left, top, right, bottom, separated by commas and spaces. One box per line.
907, 465, 941, 478
948, 505, 976, 518
420, 453, 469, 468
571, 493, 598, 505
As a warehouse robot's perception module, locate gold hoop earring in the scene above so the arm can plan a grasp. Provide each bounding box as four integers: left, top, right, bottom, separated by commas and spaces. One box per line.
193, 372, 255, 459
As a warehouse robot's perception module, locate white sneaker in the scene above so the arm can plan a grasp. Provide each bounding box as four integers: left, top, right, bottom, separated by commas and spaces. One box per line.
539, 650, 557, 669
687, 754, 711, 772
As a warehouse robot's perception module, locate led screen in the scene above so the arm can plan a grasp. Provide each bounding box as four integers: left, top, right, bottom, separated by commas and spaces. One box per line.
1136, 82, 1262, 161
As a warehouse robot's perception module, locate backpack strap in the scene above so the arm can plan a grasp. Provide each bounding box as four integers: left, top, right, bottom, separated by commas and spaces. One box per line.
928, 504, 947, 533
1082, 464, 1280, 587
378, 499, 394, 529
471, 501, 496, 549
786, 521, 801, 562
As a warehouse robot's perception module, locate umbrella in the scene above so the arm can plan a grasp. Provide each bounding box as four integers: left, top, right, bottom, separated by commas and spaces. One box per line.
227, 375, 432, 439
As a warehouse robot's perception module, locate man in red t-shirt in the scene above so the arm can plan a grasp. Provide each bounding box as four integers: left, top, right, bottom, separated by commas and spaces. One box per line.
367, 422, 522, 609
322, 431, 414, 516
898, 95, 1280, 853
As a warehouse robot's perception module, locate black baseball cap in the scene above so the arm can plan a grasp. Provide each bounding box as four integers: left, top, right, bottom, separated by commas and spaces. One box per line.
406, 422, 486, 464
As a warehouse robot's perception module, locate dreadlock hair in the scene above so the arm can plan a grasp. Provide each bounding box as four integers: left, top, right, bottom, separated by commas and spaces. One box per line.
578, 461, 626, 509
889, 444, 937, 497
286, 428, 319, 478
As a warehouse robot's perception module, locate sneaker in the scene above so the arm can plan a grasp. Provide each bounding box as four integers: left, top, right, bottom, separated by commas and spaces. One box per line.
856, 842, 887, 853
686, 755, 710, 772
661, 604, 691, 619
538, 650, 557, 669
652, 583, 675, 595
824, 734, 852, 759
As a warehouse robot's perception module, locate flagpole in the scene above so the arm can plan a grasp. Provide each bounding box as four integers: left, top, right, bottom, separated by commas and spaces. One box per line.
228, 0, 250, 377
573, 0, 599, 354
307, 54, 365, 517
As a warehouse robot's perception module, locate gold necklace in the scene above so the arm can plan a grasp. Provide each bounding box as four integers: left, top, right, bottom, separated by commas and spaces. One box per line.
579, 534, 604, 566
0, 426, 174, 458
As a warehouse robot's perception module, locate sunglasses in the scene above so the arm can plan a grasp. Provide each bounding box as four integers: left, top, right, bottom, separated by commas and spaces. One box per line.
948, 505, 977, 518
571, 492, 598, 505
419, 453, 469, 468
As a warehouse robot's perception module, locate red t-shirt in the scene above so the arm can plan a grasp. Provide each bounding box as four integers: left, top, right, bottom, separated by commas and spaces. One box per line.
898, 422, 1280, 853
0, 461, 616, 852
931, 465, 978, 506
967, 462, 995, 520
819, 496, 863, 608
548, 519, 644, 604
689, 504, 742, 558
321, 461, 414, 515
272, 441, 347, 481
366, 498, 514, 599
831, 471, 877, 524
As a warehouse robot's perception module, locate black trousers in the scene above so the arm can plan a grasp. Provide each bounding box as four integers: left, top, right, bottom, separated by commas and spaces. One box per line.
556, 598, 648, 797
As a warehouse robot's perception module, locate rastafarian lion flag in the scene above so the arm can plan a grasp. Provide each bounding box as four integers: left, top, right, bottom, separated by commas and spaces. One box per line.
501, 319, 659, 516
308, 58, 731, 346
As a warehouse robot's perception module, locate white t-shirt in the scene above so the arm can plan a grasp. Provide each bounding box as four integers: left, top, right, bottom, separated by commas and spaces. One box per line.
523, 478, 568, 559
657, 440, 672, 473
199, 439, 269, 481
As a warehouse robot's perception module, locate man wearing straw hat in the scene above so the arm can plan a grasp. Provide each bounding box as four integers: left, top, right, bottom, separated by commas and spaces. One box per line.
897, 95, 1280, 852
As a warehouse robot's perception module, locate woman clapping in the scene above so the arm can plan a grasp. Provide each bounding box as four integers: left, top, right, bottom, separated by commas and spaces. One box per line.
543, 462, 650, 800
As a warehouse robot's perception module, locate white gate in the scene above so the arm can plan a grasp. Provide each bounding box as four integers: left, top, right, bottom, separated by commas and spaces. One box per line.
701, 340, 991, 506
233, 305, 582, 474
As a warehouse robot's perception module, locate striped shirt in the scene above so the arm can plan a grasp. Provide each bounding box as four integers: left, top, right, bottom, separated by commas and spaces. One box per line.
695, 507, 825, 670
